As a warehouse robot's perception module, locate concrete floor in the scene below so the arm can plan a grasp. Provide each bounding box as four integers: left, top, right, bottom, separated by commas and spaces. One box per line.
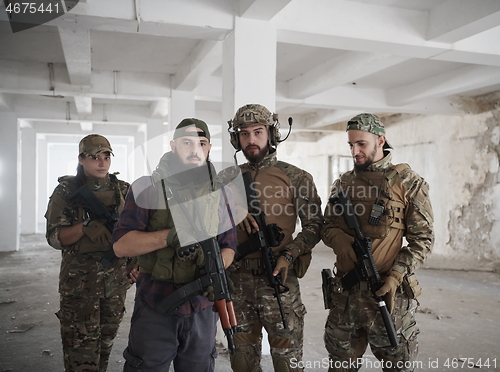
0, 234, 499, 372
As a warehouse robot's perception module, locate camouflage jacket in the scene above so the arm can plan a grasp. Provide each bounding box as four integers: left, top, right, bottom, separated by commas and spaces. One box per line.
45, 173, 130, 252
45, 173, 131, 296
323, 152, 434, 276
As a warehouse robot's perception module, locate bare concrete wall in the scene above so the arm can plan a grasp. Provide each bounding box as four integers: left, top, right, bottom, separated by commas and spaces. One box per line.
278, 132, 350, 206
388, 110, 500, 266
279, 108, 500, 268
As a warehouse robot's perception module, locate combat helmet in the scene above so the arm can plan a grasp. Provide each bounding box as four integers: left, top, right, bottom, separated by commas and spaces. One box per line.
227, 104, 280, 150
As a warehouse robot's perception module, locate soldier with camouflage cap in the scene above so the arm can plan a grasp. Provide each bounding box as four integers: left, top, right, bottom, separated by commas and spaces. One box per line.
225, 104, 324, 372
45, 134, 137, 372
322, 113, 434, 371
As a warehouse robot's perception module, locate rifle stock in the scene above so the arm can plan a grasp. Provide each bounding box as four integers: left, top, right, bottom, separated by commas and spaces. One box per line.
334, 190, 399, 347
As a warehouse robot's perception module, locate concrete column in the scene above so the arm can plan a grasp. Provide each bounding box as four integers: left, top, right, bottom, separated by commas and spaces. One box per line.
133, 128, 147, 178
36, 134, 48, 233
20, 123, 37, 234
220, 17, 277, 353
169, 90, 195, 132
0, 112, 20, 251
222, 16, 277, 160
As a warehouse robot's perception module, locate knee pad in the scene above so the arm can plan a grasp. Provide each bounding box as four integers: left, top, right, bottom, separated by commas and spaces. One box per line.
326, 355, 358, 372
273, 356, 293, 372
231, 351, 253, 372
230, 344, 261, 372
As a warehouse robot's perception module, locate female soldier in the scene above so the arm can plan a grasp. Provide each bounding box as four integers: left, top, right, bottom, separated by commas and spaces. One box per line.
45, 134, 137, 372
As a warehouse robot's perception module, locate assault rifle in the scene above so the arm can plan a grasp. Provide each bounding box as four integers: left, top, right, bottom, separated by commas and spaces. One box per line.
69, 185, 118, 268
155, 184, 238, 354
332, 190, 398, 347
156, 237, 238, 354
237, 171, 289, 329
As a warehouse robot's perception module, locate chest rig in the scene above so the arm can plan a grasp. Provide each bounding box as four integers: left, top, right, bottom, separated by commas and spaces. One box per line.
71, 175, 124, 253
336, 164, 409, 240
139, 179, 221, 284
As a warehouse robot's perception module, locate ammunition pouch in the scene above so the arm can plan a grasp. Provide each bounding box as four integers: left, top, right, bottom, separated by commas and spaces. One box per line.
240, 258, 264, 276
402, 272, 422, 299
294, 251, 312, 278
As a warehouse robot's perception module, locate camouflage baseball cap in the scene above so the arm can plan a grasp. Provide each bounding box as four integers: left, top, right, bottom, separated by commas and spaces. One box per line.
346, 113, 393, 150
173, 118, 211, 142
231, 104, 275, 129
79, 134, 113, 156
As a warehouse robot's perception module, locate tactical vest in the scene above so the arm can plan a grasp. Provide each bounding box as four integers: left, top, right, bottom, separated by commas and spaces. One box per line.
67, 175, 124, 253
336, 164, 409, 240
138, 179, 222, 284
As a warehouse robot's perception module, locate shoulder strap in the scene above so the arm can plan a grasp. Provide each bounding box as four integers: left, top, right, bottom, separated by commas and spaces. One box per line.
386, 163, 411, 186
394, 163, 411, 173
57, 175, 80, 196
274, 160, 292, 173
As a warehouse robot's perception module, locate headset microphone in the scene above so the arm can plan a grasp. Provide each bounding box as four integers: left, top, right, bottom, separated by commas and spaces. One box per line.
277, 117, 293, 143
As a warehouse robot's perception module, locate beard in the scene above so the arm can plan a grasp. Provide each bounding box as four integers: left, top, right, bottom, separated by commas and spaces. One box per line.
243, 143, 269, 164
172, 150, 206, 171
353, 143, 378, 171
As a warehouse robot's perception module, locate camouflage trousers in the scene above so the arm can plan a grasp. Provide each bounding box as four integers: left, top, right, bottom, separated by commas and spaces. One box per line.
324, 283, 419, 372
229, 269, 307, 372
57, 293, 126, 372
56, 255, 130, 372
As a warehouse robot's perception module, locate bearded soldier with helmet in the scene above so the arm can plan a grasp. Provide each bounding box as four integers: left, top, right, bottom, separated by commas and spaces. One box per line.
45, 134, 137, 372
322, 113, 434, 372
225, 104, 324, 372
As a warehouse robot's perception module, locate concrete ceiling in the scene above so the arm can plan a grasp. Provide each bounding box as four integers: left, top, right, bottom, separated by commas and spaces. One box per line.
1, 0, 500, 134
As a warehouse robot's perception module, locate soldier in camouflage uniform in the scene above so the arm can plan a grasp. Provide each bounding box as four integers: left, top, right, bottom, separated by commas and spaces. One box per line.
45, 134, 136, 372
226, 104, 324, 372
322, 113, 434, 372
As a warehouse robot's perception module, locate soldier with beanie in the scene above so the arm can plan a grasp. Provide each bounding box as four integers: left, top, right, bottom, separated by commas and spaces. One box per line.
113, 118, 237, 372
224, 104, 324, 372
45, 134, 136, 372
322, 113, 434, 372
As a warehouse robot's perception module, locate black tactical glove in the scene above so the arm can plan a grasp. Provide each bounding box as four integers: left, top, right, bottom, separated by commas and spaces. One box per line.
167, 227, 201, 261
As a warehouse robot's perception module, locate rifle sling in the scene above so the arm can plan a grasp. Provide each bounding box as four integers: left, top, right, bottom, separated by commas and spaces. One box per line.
155, 274, 211, 315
